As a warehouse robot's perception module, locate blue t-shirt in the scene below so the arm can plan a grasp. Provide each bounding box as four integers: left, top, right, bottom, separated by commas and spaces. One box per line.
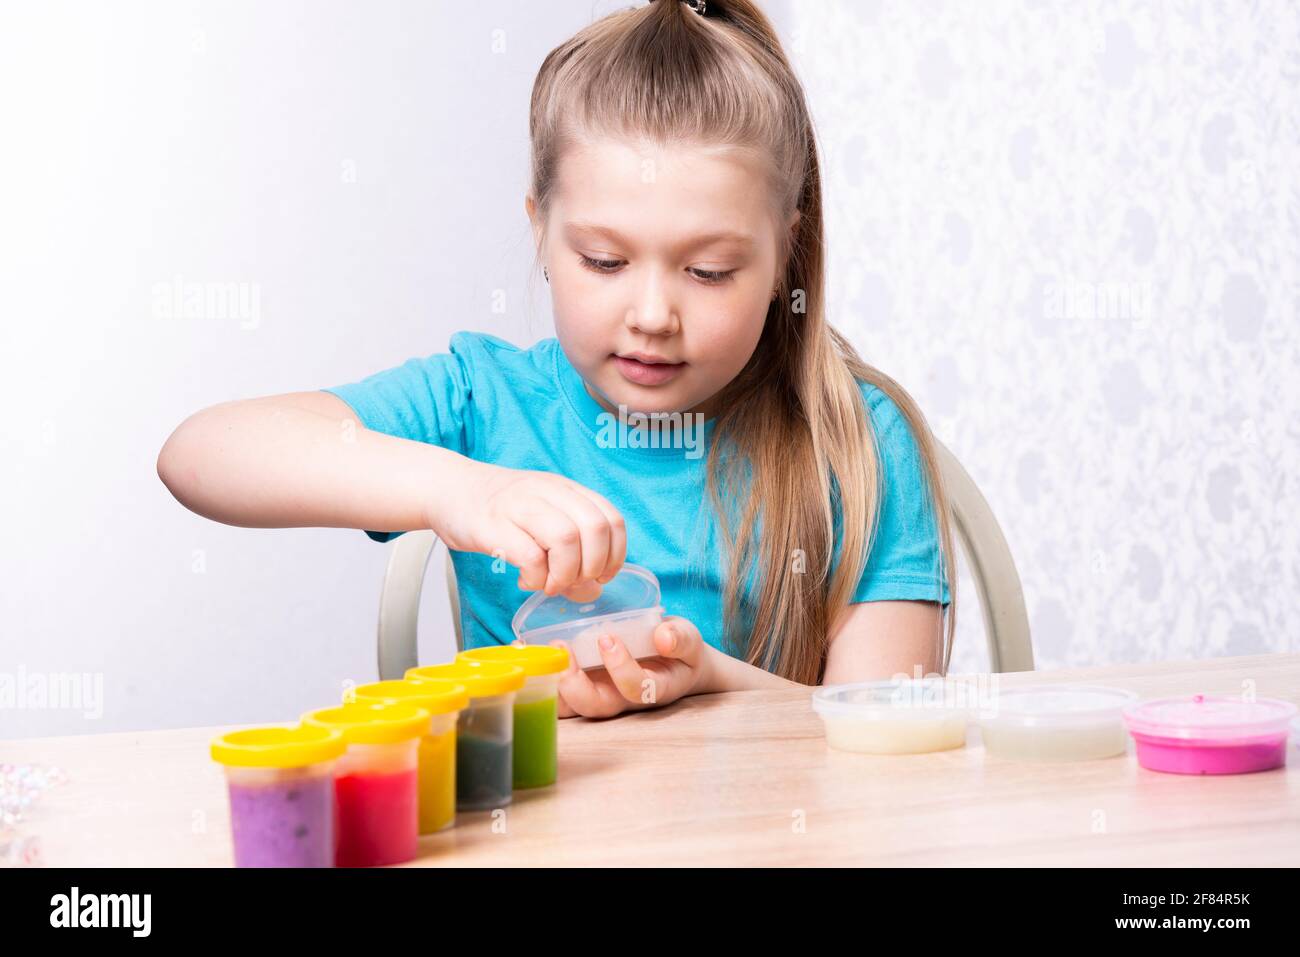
323, 332, 950, 663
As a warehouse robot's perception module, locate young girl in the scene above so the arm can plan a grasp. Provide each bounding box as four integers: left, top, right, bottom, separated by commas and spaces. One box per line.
158, 0, 956, 719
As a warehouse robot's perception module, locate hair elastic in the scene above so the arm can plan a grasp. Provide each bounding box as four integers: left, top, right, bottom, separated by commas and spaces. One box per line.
651, 0, 707, 16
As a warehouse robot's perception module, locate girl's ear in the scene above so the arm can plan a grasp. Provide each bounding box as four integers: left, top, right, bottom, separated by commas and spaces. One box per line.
525, 194, 546, 253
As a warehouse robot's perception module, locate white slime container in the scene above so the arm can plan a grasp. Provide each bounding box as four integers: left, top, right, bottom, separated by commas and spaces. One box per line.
812, 678, 974, 754
978, 685, 1137, 761
511, 563, 664, 671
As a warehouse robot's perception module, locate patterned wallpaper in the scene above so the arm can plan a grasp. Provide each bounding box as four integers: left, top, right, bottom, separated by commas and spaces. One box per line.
788, 0, 1299, 672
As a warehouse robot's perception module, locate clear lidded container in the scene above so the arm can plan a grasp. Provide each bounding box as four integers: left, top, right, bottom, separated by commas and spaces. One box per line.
1122, 693, 1297, 775
511, 562, 664, 670
811, 678, 975, 754
978, 685, 1137, 762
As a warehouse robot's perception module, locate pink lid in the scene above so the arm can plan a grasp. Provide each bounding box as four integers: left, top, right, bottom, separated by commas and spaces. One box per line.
1123, 694, 1298, 742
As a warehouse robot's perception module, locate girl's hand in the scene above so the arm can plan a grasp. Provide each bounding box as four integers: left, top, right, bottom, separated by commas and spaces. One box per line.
430, 459, 626, 599
547, 616, 714, 718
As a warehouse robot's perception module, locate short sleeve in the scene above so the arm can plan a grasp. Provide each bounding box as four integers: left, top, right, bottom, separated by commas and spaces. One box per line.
846, 386, 951, 606
322, 340, 476, 543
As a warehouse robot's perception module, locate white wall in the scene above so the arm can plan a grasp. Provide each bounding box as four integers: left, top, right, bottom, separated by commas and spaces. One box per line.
2, 0, 1293, 739
0, 0, 603, 738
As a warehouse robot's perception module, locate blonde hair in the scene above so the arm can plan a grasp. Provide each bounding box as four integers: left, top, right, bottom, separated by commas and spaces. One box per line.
527, 0, 957, 683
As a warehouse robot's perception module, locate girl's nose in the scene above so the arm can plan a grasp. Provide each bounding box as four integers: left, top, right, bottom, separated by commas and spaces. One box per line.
624, 274, 680, 337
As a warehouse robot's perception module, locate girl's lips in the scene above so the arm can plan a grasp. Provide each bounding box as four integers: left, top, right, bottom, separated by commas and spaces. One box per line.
613, 354, 685, 386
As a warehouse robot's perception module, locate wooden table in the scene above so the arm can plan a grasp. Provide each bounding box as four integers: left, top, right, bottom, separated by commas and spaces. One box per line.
5, 653, 1299, 866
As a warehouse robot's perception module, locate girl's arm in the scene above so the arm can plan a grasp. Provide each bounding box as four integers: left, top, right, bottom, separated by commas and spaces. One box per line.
157, 390, 466, 534
157, 391, 627, 594
696, 598, 941, 696
696, 599, 944, 695
821, 599, 945, 683
699, 645, 807, 692
689, 600, 945, 695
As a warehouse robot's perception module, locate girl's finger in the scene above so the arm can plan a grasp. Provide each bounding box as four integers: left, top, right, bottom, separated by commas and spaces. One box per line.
551, 640, 624, 717
654, 616, 703, 669
498, 520, 549, 591
567, 484, 627, 583
558, 665, 626, 718
595, 634, 654, 705
536, 486, 610, 587
508, 497, 581, 595
555, 687, 577, 718
559, 578, 603, 603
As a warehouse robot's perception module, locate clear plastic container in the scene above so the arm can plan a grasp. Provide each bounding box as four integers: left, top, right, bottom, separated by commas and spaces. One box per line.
1122, 694, 1298, 775
302, 701, 429, 867
978, 685, 1137, 762
458, 645, 570, 790
406, 660, 525, 811
210, 724, 345, 868
511, 563, 664, 670
351, 679, 469, 835
811, 678, 974, 754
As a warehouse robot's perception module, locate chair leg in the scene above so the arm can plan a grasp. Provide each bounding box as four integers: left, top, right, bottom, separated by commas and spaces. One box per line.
445, 548, 462, 653
376, 530, 438, 680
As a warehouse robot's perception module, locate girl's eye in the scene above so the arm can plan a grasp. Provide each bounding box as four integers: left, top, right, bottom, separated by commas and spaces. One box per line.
689, 267, 736, 285
577, 254, 736, 285
578, 254, 623, 274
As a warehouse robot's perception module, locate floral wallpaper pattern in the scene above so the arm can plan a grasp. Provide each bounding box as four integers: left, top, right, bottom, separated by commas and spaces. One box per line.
789, 0, 1298, 672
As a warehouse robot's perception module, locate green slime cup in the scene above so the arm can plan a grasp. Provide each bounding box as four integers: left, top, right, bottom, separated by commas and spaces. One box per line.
458, 645, 569, 789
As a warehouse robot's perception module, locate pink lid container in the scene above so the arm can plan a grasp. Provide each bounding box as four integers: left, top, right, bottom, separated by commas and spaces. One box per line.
1122, 694, 1298, 775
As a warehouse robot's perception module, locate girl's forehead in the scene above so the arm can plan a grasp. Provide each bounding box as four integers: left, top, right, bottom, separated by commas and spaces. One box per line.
558, 135, 768, 190
551, 136, 779, 238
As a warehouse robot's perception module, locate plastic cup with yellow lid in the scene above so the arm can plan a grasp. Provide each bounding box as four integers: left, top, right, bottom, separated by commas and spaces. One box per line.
350, 679, 469, 834
406, 660, 525, 811
302, 701, 429, 866
210, 723, 345, 868
459, 644, 570, 790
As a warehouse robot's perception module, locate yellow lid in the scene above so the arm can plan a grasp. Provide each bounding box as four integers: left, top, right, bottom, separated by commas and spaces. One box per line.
406, 660, 526, 698
459, 644, 569, 676
210, 724, 345, 769
301, 701, 430, 745
351, 679, 470, 716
